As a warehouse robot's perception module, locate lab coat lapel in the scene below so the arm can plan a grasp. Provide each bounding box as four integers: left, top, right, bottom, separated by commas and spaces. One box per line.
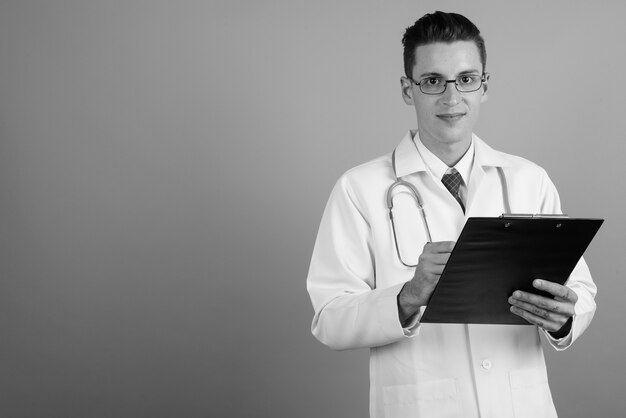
393, 130, 428, 178
466, 135, 512, 216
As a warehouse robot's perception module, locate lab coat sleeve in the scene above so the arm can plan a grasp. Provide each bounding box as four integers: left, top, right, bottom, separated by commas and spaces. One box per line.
307, 175, 410, 351
537, 170, 597, 350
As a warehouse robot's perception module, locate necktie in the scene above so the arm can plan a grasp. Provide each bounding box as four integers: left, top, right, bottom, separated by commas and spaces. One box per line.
441, 169, 465, 212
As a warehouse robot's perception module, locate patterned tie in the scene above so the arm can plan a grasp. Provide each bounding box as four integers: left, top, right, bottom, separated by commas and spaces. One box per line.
441, 169, 465, 212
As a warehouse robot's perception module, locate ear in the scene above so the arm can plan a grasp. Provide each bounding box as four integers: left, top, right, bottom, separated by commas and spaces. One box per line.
400, 76, 414, 105
480, 73, 489, 103
481, 84, 488, 103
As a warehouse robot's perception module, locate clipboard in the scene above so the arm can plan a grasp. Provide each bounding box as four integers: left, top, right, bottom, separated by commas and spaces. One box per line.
420, 215, 604, 325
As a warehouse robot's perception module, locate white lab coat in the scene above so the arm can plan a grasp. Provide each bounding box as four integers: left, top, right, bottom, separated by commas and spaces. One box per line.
307, 131, 596, 418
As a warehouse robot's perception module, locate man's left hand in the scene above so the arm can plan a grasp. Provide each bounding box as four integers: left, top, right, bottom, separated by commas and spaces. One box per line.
509, 279, 577, 336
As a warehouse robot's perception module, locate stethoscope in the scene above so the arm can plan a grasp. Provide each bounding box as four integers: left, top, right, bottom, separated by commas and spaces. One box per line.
386, 149, 511, 267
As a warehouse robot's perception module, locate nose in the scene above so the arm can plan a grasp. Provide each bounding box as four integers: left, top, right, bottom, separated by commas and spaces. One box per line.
441, 81, 462, 106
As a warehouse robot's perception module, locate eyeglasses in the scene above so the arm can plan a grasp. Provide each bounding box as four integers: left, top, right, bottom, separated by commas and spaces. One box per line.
408, 73, 489, 95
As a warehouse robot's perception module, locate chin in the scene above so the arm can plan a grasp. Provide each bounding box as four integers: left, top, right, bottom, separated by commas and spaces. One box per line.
417, 124, 473, 148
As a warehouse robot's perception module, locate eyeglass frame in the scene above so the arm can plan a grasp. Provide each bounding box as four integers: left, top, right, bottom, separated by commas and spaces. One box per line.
407, 73, 490, 95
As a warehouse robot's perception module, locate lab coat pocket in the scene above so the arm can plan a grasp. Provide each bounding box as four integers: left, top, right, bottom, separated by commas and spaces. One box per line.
509, 367, 557, 418
383, 378, 461, 418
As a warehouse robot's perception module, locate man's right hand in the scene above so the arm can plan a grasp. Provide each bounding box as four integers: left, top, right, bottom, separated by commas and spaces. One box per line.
397, 241, 455, 325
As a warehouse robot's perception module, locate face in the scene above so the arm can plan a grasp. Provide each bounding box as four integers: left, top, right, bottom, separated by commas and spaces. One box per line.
401, 41, 487, 155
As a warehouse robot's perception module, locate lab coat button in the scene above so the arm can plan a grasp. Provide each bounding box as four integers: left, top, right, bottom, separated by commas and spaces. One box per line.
481, 359, 492, 370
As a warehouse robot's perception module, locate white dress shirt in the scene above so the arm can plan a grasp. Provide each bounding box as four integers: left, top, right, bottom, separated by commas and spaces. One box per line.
413, 135, 474, 206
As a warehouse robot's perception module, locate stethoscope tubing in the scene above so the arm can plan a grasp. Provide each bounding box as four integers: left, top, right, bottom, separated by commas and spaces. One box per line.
387, 148, 510, 267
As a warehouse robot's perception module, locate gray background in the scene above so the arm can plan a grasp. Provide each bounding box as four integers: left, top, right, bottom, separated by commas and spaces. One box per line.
0, 1, 624, 417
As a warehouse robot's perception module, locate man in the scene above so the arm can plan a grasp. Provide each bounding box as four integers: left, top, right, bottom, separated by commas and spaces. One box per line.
306, 11, 596, 418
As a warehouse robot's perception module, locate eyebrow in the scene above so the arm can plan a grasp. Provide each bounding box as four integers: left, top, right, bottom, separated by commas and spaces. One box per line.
417, 69, 482, 79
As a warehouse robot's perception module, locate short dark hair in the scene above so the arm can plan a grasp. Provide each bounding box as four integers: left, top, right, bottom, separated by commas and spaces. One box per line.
402, 11, 487, 77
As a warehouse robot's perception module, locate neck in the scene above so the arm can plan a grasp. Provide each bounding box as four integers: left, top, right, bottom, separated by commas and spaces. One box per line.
417, 134, 471, 167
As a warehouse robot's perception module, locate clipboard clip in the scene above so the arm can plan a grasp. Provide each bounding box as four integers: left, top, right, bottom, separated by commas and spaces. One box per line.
500, 213, 569, 219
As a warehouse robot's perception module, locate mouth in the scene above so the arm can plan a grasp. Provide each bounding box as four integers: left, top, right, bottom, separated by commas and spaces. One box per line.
437, 112, 466, 121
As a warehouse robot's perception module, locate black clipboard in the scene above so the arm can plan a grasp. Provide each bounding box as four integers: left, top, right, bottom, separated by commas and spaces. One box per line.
420, 216, 603, 325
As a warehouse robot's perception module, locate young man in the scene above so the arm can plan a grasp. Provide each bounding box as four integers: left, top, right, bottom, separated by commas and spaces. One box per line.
307, 11, 596, 418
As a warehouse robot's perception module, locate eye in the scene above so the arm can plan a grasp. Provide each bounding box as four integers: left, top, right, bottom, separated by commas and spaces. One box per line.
424, 77, 442, 86
459, 75, 478, 85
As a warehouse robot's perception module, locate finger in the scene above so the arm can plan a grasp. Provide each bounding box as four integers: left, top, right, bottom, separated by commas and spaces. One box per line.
508, 296, 570, 323
424, 253, 451, 265
509, 305, 562, 332
533, 280, 578, 303
510, 290, 575, 317
425, 264, 446, 276
424, 241, 456, 253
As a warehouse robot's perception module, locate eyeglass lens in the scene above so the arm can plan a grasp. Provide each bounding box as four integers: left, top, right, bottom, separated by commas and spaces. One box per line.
419, 75, 483, 94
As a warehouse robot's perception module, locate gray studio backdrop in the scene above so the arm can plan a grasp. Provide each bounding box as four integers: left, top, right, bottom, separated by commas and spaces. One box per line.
0, 1, 624, 417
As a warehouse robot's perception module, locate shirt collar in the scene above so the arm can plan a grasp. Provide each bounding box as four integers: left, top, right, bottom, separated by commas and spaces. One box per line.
393, 130, 512, 179
413, 134, 474, 183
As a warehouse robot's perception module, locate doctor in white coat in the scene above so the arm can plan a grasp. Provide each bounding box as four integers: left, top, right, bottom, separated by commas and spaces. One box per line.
307, 11, 596, 418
